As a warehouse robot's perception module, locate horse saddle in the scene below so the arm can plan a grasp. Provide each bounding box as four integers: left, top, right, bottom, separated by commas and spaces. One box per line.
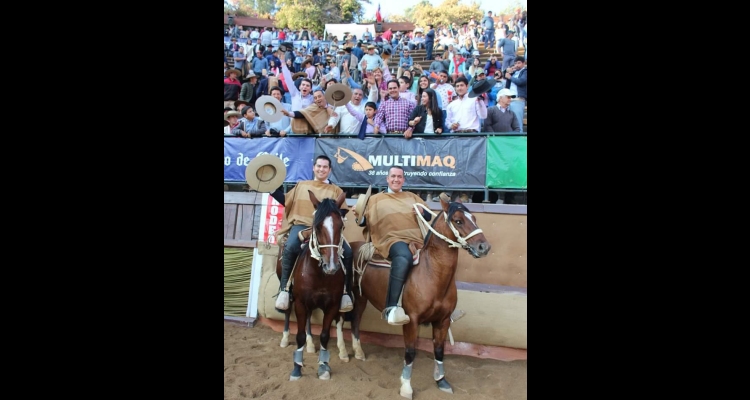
368, 242, 422, 268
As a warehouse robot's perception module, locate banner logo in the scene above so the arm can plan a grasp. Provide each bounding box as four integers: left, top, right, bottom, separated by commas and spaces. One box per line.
334, 147, 374, 171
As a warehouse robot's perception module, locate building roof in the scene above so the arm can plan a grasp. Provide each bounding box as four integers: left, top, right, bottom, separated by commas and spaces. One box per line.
224, 15, 275, 29
378, 22, 416, 32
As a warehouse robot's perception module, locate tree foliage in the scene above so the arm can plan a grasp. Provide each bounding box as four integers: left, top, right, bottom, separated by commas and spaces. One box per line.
411, 0, 483, 28
274, 0, 370, 34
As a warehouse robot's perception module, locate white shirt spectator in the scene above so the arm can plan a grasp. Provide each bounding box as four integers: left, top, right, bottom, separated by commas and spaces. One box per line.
446, 94, 488, 132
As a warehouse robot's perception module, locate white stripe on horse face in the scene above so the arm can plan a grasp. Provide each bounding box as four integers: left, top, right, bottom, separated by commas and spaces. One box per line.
463, 211, 478, 229
324, 215, 335, 265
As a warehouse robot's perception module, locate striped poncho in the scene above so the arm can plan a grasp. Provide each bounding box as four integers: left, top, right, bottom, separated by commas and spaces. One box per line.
275, 180, 346, 240
363, 191, 428, 258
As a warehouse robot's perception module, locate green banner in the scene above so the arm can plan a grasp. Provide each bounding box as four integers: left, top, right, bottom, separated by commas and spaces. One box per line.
486, 137, 527, 189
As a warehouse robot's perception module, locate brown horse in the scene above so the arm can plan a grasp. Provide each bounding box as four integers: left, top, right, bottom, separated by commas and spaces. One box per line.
348, 196, 491, 399
278, 190, 349, 381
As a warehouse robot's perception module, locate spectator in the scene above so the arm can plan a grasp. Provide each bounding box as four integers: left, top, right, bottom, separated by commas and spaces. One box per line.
278, 49, 315, 111
233, 47, 247, 77
225, 110, 242, 133
359, 45, 384, 74
497, 31, 517, 70
224, 69, 242, 109
431, 70, 454, 129
343, 100, 384, 138
285, 89, 336, 134
481, 11, 496, 48
428, 53, 446, 79
326, 86, 367, 135
407, 88, 443, 134
261, 86, 292, 137
482, 88, 520, 133
396, 49, 413, 79
232, 106, 267, 138
446, 76, 487, 133
505, 56, 526, 133
425, 24, 435, 60
398, 76, 417, 104
372, 79, 416, 137
251, 50, 269, 76
260, 26, 273, 47
484, 55, 502, 77
362, 27, 373, 42
448, 53, 466, 81
249, 28, 260, 45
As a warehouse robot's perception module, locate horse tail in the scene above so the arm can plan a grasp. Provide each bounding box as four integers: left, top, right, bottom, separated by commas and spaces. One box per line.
355, 242, 375, 296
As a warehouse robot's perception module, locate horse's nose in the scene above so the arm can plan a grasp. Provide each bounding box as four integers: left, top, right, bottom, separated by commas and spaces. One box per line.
477, 242, 490, 256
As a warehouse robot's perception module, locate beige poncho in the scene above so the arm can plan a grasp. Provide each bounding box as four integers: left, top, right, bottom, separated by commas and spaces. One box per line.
363, 191, 428, 258
275, 180, 346, 240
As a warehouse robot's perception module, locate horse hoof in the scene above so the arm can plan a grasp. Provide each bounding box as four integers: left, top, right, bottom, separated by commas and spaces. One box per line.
280, 339, 289, 347
339, 355, 350, 362
306, 346, 316, 353
399, 388, 413, 399
289, 375, 301, 381
436, 378, 453, 393
355, 354, 366, 361
318, 364, 331, 380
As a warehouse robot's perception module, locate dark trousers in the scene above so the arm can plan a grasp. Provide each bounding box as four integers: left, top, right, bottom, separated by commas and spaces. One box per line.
425, 41, 435, 60
386, 241, 412, 307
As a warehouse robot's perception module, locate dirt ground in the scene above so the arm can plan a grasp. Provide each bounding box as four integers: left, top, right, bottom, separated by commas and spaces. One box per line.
224, 321, 527, 400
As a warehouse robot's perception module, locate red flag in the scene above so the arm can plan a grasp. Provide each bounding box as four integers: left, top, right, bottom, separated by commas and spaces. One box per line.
376, 3, 382, 23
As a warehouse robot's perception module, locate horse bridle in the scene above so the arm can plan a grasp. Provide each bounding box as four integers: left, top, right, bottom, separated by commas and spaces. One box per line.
414, 203, 483, 250
308, 211, 345, 262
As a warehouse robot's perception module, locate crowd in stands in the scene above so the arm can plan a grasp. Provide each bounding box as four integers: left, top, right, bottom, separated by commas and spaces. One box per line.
224, 9, 527, 203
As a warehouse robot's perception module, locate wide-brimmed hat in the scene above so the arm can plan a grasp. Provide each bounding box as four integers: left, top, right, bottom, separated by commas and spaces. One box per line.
234, 99, 250, 109
225, 110, 242, 118
468, 78, 496, 98
225, 69, 241, 77
291, 71, 307, 80
279, 42, 294, 51
245, 71, 257, 79
324, 83, 352, 107
255, 95, 284, 123
245, 154, 287, 193
354, 185, 372, 224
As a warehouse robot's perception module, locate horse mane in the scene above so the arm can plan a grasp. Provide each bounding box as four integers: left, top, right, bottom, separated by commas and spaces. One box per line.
423, 201, 469, 246
312, 197, 342, 228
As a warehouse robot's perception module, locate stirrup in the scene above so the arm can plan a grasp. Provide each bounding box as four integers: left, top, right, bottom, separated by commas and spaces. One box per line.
339, 294, 353, 313
275, 291, 290, 310
383, 306, 410, 325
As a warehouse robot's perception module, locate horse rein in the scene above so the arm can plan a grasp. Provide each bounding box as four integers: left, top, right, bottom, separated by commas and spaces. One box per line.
413, 203, 483, 250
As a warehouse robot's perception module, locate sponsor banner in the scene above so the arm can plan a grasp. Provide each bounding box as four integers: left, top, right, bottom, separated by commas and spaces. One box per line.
315, 137, 487, 188
486, 136, 527, 189
262, 195, 284, 245
224, 137, 315, 182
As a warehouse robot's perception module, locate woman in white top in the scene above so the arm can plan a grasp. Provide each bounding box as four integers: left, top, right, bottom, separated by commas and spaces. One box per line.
407, 88, 444, 134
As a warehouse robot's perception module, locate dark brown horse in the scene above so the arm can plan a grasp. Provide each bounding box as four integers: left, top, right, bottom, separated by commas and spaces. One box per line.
277, 190, 349, 381
348, 196, 491, 399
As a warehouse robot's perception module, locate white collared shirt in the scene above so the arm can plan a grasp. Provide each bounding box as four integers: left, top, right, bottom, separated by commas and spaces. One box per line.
446, 93, 488, 132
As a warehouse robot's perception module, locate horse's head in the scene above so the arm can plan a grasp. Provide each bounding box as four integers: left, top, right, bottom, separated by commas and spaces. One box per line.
439, 196, 491, 258
309, 190, 347, 275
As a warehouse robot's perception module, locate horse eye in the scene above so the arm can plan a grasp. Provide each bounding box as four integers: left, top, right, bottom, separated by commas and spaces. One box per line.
454, 220, 462, 225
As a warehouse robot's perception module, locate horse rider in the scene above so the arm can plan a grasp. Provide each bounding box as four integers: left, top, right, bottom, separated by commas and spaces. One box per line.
352, 166, 433, 325
271, 155, 354, 313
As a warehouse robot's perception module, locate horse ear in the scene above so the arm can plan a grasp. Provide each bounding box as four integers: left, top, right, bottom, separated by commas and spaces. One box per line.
340, 208, 350, 218
308, 190, 320, 207
440, 192, 451, 213
335, 191, 346, 208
